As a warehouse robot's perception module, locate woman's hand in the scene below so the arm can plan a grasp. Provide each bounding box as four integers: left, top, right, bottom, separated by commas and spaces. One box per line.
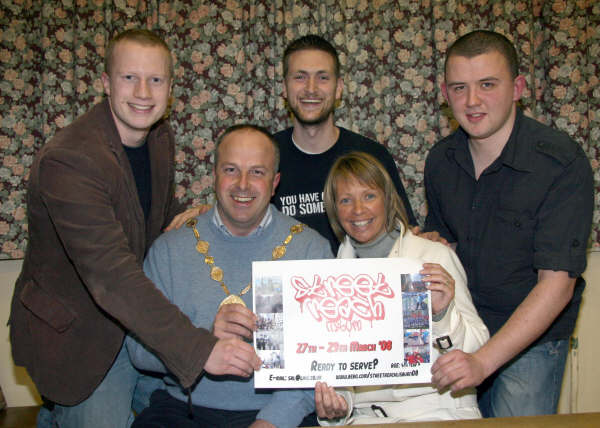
420, 263, 455, 316
315, 381, 348, 420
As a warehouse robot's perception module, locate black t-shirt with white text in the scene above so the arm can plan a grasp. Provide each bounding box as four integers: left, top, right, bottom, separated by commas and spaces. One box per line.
273, 127, 416, 253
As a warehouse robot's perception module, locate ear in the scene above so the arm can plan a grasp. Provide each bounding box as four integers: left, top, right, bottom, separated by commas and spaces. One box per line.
282, 78, 288, 100
101, 72, 111, 96
271, 172, 281, 195
441, 82, 449, 102
212, 160, 218, 182
335, 77, 343, 100
513, 75, 526, 102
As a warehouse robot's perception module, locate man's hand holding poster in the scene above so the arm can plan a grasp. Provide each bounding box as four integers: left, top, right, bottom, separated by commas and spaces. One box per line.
253, 258, 433, 388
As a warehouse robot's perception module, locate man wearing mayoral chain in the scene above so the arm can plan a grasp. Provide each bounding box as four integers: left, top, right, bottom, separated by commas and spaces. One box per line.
127, 124, 332, 427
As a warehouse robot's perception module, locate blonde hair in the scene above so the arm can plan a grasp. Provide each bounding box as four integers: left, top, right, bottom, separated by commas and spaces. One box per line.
323, 151, 408, 242
105, 29, 173, 78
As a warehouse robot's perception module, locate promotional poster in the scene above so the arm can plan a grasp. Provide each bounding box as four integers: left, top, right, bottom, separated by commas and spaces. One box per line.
252, 257, 432, 388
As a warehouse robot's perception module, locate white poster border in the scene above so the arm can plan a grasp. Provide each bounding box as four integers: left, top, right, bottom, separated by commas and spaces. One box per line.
252, 257, 433, 388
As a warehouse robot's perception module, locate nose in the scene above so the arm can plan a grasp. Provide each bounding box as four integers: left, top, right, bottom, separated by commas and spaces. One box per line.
134, 79, 151, 99
466, 87, 481, 107
352, 199, 364, 214
237, 172, 249, 190
306, 76, 316, 93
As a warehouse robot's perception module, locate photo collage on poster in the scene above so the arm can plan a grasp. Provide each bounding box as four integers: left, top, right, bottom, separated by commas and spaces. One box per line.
401, 273, 431, 365
254, 276, 285, 369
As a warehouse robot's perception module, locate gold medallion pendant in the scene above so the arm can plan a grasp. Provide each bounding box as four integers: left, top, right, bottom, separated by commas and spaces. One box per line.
220, 294, 246, 307
186, 218, 304, 310
210, 266, 224, 282
272, 245, 286, 259
196, 240, 209, 254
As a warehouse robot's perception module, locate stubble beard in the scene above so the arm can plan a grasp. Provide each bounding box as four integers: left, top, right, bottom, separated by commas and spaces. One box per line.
288, 102, 335, 127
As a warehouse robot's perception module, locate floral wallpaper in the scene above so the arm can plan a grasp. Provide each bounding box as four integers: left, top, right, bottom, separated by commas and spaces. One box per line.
0, 0, 598, 259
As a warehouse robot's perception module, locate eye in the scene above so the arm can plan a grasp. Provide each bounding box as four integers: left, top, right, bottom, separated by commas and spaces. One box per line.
319, 74, 330, 81
250, 169, 265, 176
338, 197, 350, 205
223, 166, 236, 174
365, 192, 377, 200
151, 77, 163, 84
452, 85, 464, 93
123, 75, 135, 81
481, 81, 495, 89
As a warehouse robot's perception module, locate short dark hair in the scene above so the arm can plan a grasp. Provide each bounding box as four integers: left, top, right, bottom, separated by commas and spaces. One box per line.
105, 29, 173, 78
215, 124, 280, 172
283, 35, 340, 78
445, 30, 519, 79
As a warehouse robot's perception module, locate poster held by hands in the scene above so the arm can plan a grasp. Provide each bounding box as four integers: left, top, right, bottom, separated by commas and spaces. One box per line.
253, 257, 432, 388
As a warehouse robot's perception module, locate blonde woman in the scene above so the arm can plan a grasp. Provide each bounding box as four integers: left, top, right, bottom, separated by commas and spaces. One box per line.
314, 152, 489, 424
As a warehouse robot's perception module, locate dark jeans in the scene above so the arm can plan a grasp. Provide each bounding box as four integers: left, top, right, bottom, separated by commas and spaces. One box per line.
478, 339, 569, 417
132, 389, 318, 427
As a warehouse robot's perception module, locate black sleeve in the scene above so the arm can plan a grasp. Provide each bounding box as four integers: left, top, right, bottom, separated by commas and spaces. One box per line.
532, 152, 593, 276
376, 145, 417, 226
423, 152, 456, 242
391, 169, 417, 227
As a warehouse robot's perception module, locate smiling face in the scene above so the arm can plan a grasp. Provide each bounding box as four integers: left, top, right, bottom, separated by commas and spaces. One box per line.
283, 49, 343, 126
442, 50, 525, 148
335, 175, 386, 244
214, 129, 280, 236
102, 40, 172, 147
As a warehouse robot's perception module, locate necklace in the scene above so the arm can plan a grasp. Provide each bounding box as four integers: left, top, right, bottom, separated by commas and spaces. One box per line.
186, 219, 304, 308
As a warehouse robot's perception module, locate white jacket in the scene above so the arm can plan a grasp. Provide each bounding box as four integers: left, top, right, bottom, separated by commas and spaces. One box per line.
320, 227, 489, 425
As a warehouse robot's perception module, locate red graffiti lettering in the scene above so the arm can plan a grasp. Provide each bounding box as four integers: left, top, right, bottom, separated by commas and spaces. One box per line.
291, 273, 394, 331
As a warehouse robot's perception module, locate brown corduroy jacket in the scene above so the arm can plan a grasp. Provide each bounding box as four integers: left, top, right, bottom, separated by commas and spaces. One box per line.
9, 100, 217, 405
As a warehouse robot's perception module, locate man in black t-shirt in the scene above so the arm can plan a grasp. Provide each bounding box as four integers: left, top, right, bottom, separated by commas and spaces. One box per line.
273, 35, 416, 252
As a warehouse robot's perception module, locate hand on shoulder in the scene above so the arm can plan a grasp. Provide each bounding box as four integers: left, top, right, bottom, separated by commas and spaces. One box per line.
165, 204, 212, 231
411, 226, 450, 247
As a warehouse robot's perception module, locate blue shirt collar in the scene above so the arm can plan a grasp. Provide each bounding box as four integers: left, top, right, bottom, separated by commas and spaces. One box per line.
212, 204, 273, 237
